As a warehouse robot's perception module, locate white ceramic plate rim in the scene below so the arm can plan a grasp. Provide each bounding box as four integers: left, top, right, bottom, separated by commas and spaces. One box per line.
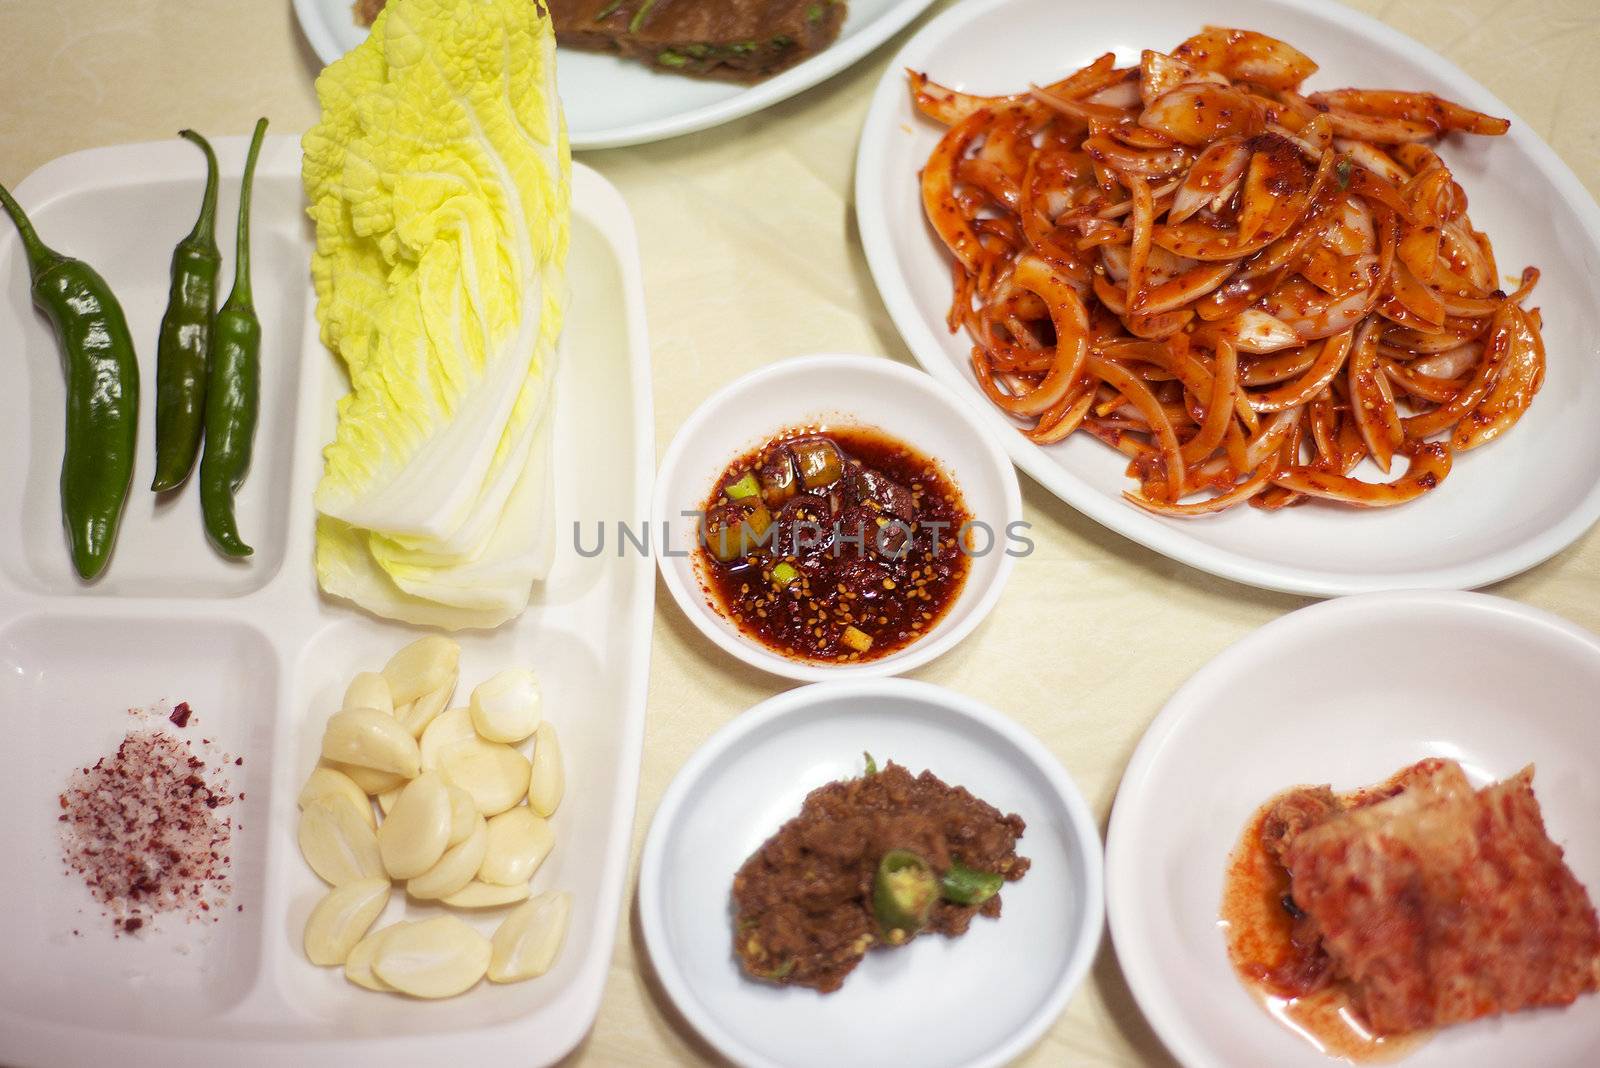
650, 354, 1021, 682
637, 677, 1107, 1068
1104, 589, 1600, 1068
291, 0, 939, 150
853, 0, 1600, 597
291, 0, 348, 71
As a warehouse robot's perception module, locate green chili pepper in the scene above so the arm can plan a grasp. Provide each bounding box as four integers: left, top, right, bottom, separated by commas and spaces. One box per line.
724, 471, 760, 500
704, 498, 773, 562
872, 849, 937, 944
0, 182, 138, 581
151, 130, 221, 492
199, 118, 267, 558
628, 0, 658, 33
753, 958, 795, 981
940, 860, 1004, 906
792, 437, 844, 489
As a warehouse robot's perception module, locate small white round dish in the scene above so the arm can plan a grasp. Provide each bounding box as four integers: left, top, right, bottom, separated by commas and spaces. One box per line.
652, 354, 1021, 682
854, 0, 1600, 597
1106, 590, 1600, 1068
292, 0, 938, 150
638, 678, 1105, 1068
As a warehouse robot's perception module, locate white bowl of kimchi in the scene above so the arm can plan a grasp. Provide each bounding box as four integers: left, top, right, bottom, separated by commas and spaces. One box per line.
1107, 590, 1600, 1067
855, 0, 1600, 597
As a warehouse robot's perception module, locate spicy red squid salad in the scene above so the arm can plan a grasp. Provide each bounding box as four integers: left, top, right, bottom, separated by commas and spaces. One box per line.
914, 27, 1546, 516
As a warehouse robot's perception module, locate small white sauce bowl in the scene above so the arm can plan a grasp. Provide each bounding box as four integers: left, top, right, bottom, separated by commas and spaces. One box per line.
638, 678, 1105, 1068
652, 354, 1022, 682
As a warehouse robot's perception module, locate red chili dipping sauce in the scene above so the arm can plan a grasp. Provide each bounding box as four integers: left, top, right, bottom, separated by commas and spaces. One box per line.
696, 427, 971, 664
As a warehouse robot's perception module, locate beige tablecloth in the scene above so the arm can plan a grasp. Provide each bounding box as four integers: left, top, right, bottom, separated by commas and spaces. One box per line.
3, 1, 1598, 1064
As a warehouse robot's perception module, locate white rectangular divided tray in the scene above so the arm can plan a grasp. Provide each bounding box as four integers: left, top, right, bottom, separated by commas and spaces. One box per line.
0, 138, 654, 1066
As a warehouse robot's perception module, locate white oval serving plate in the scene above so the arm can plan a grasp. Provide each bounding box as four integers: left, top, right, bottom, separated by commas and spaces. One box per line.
1106, 590, 1600, 1067
293, 0, 938, 150
638, 678, 1104, 1068
652, 354, 1021, 682
855, 0, 1600, 597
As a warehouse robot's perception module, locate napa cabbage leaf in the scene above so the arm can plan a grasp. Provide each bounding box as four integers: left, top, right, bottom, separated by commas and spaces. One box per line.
302, 0, 569, 629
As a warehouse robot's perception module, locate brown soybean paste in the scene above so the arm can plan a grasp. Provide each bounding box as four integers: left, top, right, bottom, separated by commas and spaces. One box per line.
731, 761, 1028, 993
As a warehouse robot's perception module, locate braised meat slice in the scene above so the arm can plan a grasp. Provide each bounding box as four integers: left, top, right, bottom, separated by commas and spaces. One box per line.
1282, 762, 1600, 1035
354, 1, 850, 81
550, 0, 848, 81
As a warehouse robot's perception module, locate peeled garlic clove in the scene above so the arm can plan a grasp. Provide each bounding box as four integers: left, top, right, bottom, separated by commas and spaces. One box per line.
479, 807, 555, 886
377, 785, 401, 816
304, 877, 390, 966
372, 915, 490, 999
488, 891, 572, 983
382, 636, 459, 705
323, 708, 420, 779
400, 677, 455, 738
470, 669, 542, 744
407, 816, 488, 900
299, 765, 375, 829
442, 737, 531, 817
528, 721, 565, 818
346, 921, 407, 992
342, 672, 393, 717
442, 880, 531, 909
446, 785, 477, 846
300, 795, 385, 886
377, 772, 452, 880
420, 707, 477, 771
330, 759, 406, 796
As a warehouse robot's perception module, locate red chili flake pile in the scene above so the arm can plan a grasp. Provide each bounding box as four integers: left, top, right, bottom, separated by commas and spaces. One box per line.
58, 725, 237, 936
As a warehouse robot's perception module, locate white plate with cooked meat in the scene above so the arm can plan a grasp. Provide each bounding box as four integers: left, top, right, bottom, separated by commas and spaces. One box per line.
1106, 590, 1600, 1067
293, 0, 938, 149
854, 0, 1600, 597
